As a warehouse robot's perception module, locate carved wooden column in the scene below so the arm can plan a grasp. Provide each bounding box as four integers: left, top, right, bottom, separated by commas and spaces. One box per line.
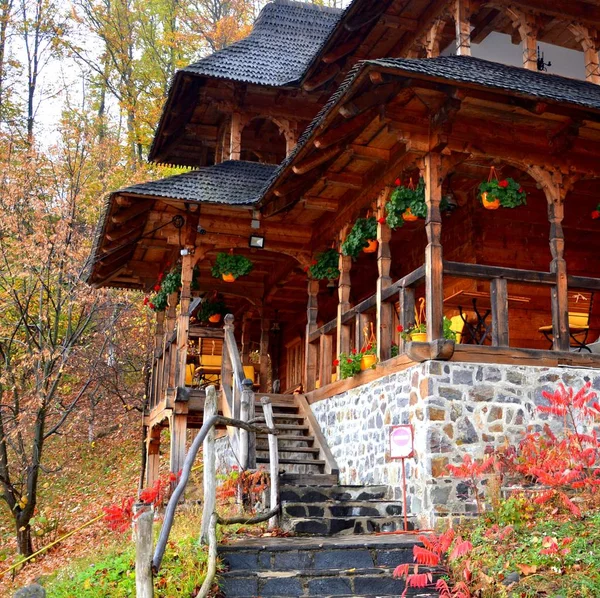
424, 152, 444, 341
165, 291, 179, 389
151, 310, 165, 408
241, 311, 252, 365
336, 231, 352, 377
398, 286, 416, 354
455, 0, 471, 56
169, 411, 187, 477
259, 313, 270, 392
376, 187, 393, 362
230, 112, 244, 160
570, 25, 600, 84
175, 253, 194, 387
507, 7, 538, 70
305, 279, 319, 392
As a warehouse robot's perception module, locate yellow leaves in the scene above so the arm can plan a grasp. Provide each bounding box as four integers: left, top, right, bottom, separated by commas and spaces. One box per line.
516, 563, 538, 576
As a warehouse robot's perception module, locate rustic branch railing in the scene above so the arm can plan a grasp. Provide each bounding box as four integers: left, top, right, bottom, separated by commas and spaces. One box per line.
149, 386, 280, 595
305, 260, 600, 392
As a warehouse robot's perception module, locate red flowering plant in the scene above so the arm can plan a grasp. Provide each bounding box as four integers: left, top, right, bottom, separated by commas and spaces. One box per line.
591, 203, 600, 219
478, 175, 526, 208
308, 248, 340, 281
337, 324, 378, 379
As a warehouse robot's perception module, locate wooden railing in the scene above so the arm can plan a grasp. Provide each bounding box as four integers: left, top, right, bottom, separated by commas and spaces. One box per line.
306, 261, 600, 392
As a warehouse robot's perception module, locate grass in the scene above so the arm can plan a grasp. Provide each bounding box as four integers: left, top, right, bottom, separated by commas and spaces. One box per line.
44, 504, 210, 598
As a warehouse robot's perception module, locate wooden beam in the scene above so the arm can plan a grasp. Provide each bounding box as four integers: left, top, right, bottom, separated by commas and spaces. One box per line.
322, 37, 361, 64
344, 7, 385, 32
292, 143, 345, 175
381, 14, 418, 30
111, 201, 153, 225
303, 63, 341, 92
339, 85, 413, 119
376, 187, 393, 362
490, 278, 509, 347
314, 108, 380, 149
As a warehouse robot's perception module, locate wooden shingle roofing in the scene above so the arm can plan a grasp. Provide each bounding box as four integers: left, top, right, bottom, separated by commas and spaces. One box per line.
181, 0, 343, 86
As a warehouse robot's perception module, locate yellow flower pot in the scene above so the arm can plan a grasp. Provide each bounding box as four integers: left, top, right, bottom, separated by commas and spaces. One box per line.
222, 273, 236, 283
481, 192, 500, 210
360, 354, 377, 370
410, 332, 427, 343
363, 239, 378, 254
208, 314, 222, 323
402, 208, 419, 222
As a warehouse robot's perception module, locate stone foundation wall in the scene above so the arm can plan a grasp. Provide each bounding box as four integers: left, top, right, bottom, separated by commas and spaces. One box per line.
311, 361, 600, 527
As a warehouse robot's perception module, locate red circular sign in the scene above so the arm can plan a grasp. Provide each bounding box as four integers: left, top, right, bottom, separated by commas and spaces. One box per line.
390, 426, 413, 458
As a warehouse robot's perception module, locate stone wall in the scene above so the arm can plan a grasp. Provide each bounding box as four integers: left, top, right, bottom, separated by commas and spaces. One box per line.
311, 361, 600, 527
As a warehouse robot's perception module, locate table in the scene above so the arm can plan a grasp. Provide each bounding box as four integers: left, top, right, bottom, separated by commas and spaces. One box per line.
444, 290, 530, 345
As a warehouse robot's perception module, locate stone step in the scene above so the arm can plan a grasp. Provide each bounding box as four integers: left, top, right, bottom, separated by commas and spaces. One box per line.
280, 485, 389, 503
257, 457, 326, 467
256, 446, 320, 454
257, 434, 315, 445
254, 413, 305, 421
269, 423, 310, 432
286, 515, 415, 536
219, 535, 436, 597
282, 501, 403, 519
280, 472, 338, 486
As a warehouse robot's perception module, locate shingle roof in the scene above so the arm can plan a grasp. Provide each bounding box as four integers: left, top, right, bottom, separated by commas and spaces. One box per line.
259, 55, 600, 202
121, 161, 277, 205
181, 0, 343, 86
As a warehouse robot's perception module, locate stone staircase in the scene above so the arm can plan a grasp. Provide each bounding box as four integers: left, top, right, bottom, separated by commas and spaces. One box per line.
218, 394, 433, 597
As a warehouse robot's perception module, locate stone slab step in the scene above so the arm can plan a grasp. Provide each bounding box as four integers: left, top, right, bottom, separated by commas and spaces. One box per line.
282, 501, 403, 519
257, 434, 314, 443
280, 473, 338, 485
254, 413, 305, 421
257, 457, 325, 466
280, 485, 389, 503
287, 515, 415, 536
269, 424, 309, 432
257, 446, 320, 454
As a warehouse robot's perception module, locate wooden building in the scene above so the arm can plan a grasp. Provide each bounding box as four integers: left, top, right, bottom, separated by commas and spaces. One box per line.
88, 0, 600, 526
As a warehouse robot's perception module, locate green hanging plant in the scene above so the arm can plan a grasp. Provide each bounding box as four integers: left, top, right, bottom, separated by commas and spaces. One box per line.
161, 266, 182, 294
196, 294, 227, 322
478, 167, 527, 209
148, 289, 168, 312
211, 252, 254, 280
308, 249, 340, 280
341, 216, 378, 259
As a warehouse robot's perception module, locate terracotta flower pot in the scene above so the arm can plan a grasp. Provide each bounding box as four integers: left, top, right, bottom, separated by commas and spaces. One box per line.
208, 313, 222, 323
360, 354, 377, 370
402, 208, 419, 222
222, 273, 236, 282
481, 192, 500, 210
363, 239, 378, 253
410, 332, 427, 343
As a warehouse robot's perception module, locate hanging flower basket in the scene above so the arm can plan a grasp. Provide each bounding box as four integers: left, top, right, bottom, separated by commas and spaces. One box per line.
196, 293, 227, 323
386, 178, 426, 229
478, 167, 527, 209
145, 264, 199, 312
363, 239, 378, 253
308, 248, 340, 280
402, 208, 419, 222
211, 252, 253, 281
341, 216, 378, 259
591, 203, 600, 220
208, 314, 222, 323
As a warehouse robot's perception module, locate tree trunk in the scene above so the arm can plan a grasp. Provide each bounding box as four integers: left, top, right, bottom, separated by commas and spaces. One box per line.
16, 519, 33, 556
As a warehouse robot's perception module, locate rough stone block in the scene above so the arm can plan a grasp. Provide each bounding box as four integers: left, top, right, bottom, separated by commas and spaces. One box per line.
375, 548, 413, 566
14, 585, 46, 598
221, 551, 259, 571
314, 549, 374, 570
221, 575, 258, 597
452, 369, 473, 385
260, 576, 303, 596
354, 574, 405, 595
429, 407, 446, 421
273, 550, 313, 571
307, 576, 352, 596
431, 457, 449, 477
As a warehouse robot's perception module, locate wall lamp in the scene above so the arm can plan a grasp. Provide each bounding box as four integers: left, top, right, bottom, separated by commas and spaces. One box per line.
249, 235, 265, 249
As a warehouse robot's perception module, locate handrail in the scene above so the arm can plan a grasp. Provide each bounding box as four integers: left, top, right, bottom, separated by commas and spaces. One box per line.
308, 265, 426, 343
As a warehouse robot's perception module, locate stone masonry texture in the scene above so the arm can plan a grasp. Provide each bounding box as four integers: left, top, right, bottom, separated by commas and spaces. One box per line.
311, 361, 600, 527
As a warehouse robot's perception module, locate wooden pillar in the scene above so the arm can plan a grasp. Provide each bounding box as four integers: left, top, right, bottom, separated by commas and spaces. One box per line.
376, 188, 393, 362
336, 234, 352, 377
455, 0, 471, 56
548, 177, 570, 351
175, 253, 194, 388
151, 311, 165, 409
305, 279, 319, 392
259, 314, 270, 392
490, 278, 509, 347
165, 291, 179, 389
169, 412, 187, 477
507, 8, 538, 70
230, 112, 243, 160
145, 425, 161, 487
424, 152, 444, 341
200, 386, 217, 544
241, 311, 252, 365
570, 25, 600, 84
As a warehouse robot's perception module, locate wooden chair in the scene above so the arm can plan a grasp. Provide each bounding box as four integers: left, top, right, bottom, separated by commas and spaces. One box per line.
538, 291, 593, 352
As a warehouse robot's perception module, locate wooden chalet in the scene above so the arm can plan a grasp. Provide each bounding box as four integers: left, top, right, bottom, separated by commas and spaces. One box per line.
88, 0, 600, 527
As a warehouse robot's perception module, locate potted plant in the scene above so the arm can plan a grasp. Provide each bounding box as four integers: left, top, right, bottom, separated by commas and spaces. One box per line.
400, 298, 457, 342
211, 252, 253, 282
341, 216, 378, 259
308, 249, 340, 280
386, 178, 426, 229
196, 293, 227, 324
335, 324, 378, 379
478, 166, 526, 210
591, 203, 600, 220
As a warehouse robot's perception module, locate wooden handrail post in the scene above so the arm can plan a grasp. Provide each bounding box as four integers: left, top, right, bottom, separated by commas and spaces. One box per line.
398, 286, 416, 354
319, 333, 333, 388
424, 152, 444, 341
305, 279, 319, 392
166, 291, 179, 389
260, 397, 280, 530
377, 187, 393, 361
200, 386, 217, 544
239, 379, 256, 469
490, 277, 509, 346
134, 503, 154, 598
259, 314, 270, 392
241, 311, 252, 365
145, 425, 161, 487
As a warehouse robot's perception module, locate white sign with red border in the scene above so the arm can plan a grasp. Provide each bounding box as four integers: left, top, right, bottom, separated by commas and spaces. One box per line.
389, 425, 414, 459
